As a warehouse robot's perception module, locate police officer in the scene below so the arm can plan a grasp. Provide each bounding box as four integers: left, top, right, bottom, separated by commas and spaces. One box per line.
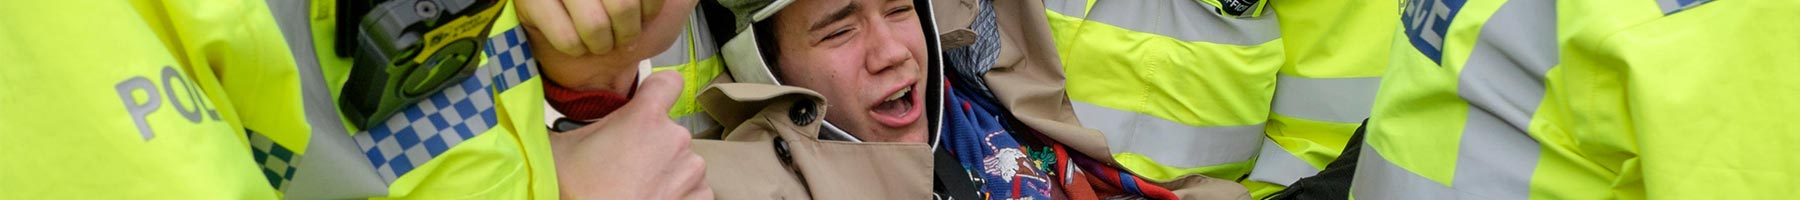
1, 0, 304, 198
1042, 1, 1395, 198
1355, 0, 1800, 199
0, 0, 711, 198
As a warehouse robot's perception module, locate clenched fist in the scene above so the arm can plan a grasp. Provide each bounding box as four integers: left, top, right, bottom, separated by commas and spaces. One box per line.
549, 71, 712, 200
516, 0, 698, 56
520, 0, 699, 93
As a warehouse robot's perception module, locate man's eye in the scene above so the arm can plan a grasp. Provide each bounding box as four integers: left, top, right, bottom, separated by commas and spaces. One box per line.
824, 28, 854, 41
886, 6, 913, 17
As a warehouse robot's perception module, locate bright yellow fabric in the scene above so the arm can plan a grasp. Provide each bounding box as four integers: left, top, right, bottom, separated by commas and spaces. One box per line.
652, 56, 724, 120
1246, 0, 1396, 197
307, 2, 556, 198
1265, 0, 1398, 165
375, 76, 552, 199
1241, 179, 1287, 199
0, 0, 292, 198
1365, 0, 1506, 186
1369, 0, 1800, 199
1263, 115, 1357, 168
1047, 0, 1284, 181
650, 27, 727, 120
0, 0, 553, 198
1252, 115, 1361, 198
1053, 18, 1282, 129
1553, 0, 1800, 199
1251, 115, 1340, 199
1113, 154, 1258, 182
1271, 0, 1394, 79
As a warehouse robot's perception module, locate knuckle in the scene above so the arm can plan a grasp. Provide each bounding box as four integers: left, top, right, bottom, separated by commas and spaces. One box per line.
647, 72, 681, 87
590, 15, 613, 28
570, 12, 601, 29
669, 133, 692, 149
618, 0, 640, 9
688, 154, 706, 169
554, 34, 583, 47
671, 131, 692, 142
646, 124, 687, 142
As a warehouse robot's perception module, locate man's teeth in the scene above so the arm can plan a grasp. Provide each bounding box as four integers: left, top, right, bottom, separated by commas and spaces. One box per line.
886, 87, 911, 101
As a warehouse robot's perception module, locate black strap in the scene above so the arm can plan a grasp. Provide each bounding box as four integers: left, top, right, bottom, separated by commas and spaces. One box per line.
1217, 0, 1263, 16
933, 149, 981, 200
1264, 119, 1369, 200
333, 0, 375, 57
550, 118, 591, 132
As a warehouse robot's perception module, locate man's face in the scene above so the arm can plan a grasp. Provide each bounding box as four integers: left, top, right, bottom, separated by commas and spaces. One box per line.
769, 0, 929, 143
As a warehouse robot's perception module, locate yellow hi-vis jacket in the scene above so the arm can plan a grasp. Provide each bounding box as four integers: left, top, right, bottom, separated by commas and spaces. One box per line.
0, 0, 556, 198
1357, 0, 1800, 199
643, 10, 727, 135
1045, 0, 1392, 198
1046, 0, 1284, 183
1, 0, 298, 198
1247, 0, 1397, 198
263, 1, 555, 198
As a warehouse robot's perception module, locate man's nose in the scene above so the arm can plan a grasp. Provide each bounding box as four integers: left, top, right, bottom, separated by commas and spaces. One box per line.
864, 25, 912, 74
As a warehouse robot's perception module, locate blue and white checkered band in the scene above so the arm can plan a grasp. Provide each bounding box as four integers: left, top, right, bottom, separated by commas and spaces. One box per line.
1402, 0, 1466, 65
352, 28, 540, 183
1659, 0, 1712, 15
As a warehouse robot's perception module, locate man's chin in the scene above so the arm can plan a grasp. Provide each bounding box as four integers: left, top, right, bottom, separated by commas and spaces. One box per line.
852, 124, 929, 143
888, 124, 930, 143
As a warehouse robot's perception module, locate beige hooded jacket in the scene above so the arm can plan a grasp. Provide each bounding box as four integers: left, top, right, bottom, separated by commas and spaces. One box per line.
685, 0, 1249, 199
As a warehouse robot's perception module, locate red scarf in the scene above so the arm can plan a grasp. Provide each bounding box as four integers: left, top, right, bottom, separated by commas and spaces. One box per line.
544, 81, 632, 121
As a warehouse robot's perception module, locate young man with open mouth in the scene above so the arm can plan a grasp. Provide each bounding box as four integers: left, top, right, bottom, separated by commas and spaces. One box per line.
704, 0, 1251, 198
534, 0, 1251, 198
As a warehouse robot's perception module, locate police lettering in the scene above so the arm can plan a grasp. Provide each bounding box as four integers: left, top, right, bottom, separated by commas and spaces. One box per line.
1402, 0, 1466, 64
115, 66, 222, 140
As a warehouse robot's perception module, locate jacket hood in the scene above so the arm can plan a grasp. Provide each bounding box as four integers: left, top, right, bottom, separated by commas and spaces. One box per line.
717, 0, 947, 149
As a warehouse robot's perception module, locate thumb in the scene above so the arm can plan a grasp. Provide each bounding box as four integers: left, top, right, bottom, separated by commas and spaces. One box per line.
623, 70, 685, 116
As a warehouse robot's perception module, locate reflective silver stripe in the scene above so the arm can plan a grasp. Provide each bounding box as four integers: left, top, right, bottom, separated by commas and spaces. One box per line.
1073, 101, 1264, 168
1044, 0, 1087, 18
1445, 106, 1543, 199
645, 28, 688, 66
675, 112, 717, 135
691, 11, 719, 62
651, 10, 718, 136
1352, 145, 1454, 199
1657, 0, 1712, 14
1354, 113, 1544, 199
1353, 0, 1555, 198
1271, 75, 1380, 123
1247, 138, 1320, 186
268, 0, 391, 198
1087, 0, 1280, 45
649, 10, 718, 67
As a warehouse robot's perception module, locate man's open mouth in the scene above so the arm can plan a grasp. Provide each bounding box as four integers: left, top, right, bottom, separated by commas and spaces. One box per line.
871, 84, 922, 128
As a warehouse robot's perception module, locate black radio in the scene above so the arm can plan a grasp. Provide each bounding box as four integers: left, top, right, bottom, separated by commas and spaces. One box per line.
338, 0, 509, 129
